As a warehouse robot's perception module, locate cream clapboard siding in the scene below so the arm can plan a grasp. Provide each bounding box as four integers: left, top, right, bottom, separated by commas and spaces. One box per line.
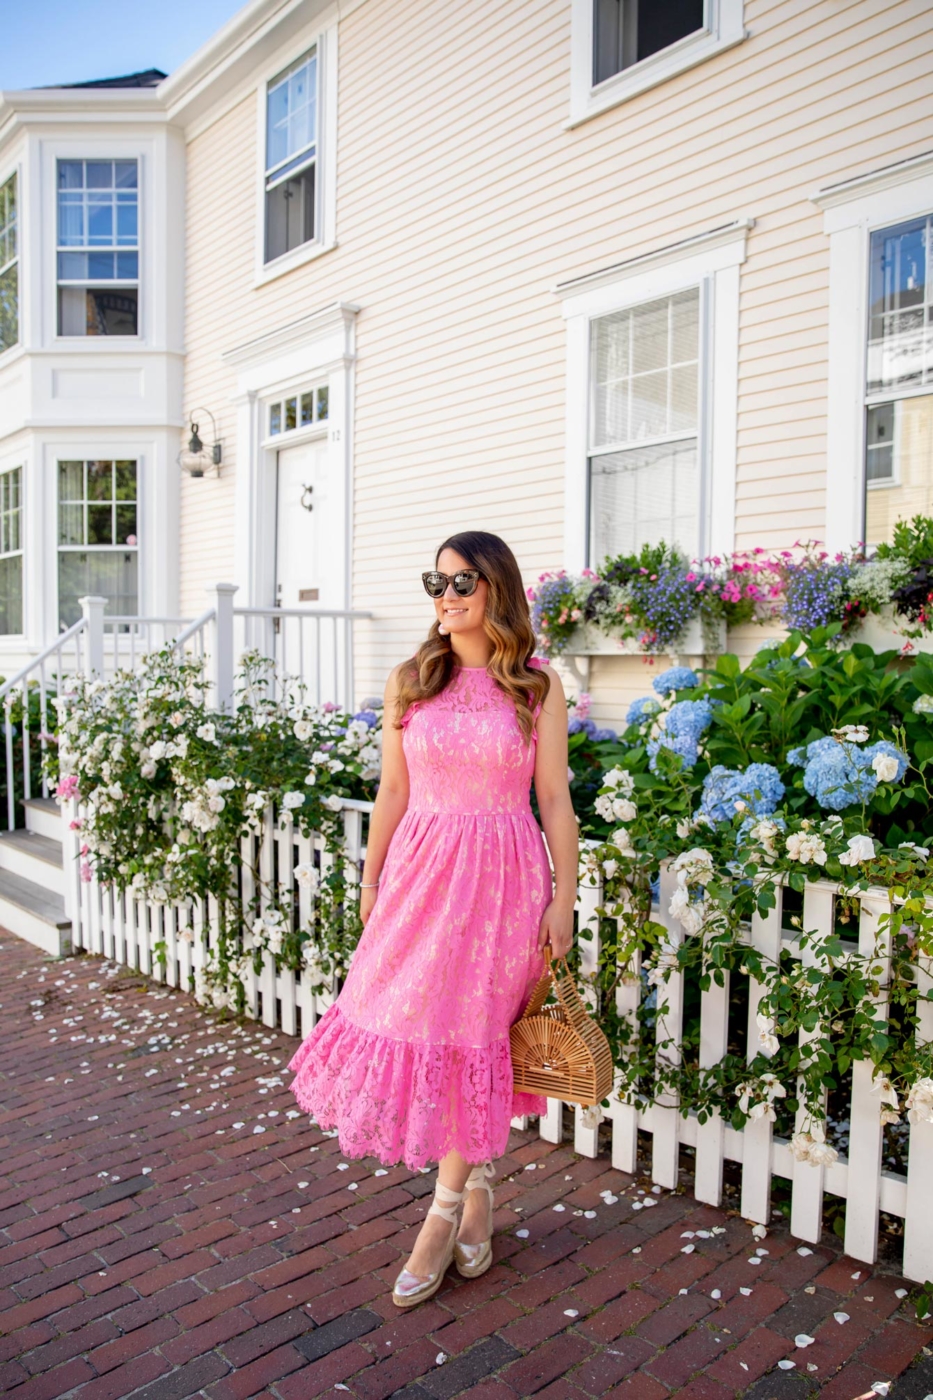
181, 0, 933, 720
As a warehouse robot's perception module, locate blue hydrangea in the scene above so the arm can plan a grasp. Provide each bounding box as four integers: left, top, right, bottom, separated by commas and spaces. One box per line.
700, 763, 785, 823
626, 696, 662, 727
591, 726, 618, 742
789, 735, 907, 810
358, 696, 383, 711
569, 716, 617, 742
352, 709, 379, 728
652, 666, 699, 696
646, 698, 713, 774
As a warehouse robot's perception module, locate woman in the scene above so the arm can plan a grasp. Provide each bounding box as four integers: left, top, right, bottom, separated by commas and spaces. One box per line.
287, 530, 579, 1308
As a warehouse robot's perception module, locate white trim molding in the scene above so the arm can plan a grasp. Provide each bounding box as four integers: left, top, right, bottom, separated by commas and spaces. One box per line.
223, 301, 358, 614
815, 154, 933, 551
555, 220, 750, 571
568, 0, 746, 128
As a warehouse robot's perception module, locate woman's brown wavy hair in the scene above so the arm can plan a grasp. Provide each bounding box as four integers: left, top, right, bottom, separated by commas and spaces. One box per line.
393, 530, 550, 744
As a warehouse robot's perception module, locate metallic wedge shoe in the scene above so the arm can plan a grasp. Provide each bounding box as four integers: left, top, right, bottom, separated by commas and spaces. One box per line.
392, 1180, 464, 1309
454, 1161, 495, 1279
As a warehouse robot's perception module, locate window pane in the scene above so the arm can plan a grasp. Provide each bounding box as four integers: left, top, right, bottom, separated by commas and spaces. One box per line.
591, 288, 699, 450
58, 160, 83, 190
865, 395, 933, 546
116, 200, 138, 246
589, 439, 698, 563
270, 403, 282, 436
87, 504, 113, 545
59, 504, 84, 546
87, 461, 113, 501
0, 553, 23, 634
285, 397, 297, 431
87, 197, 114, 245
316, 385, 329, 419
88, 252, 117, 279
265, 165, 316, 262
867, 216, 932, 392
594, 0, 704, 83
114, 460, 137, 500
0, 263, 17, 353
115, 161, 137, 189
116, 504, 137, 544
300, 392, 314, 426
59, 286, 139, 335
86, 161, 113, 190
58, 196, 85, 247
266, 52, 316, 171
58, 461, 84, 503
59, 549, 137, 628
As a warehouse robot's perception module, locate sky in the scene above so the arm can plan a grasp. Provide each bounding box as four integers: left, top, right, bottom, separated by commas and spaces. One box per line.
0, 0, 249, 90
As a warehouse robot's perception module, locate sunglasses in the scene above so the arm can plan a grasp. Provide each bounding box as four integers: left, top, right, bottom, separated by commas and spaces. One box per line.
422, 569, 482, 598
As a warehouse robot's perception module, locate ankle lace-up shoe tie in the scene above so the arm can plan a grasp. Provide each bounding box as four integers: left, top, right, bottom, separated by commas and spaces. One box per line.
454, 1161, 495, 1278
392, 1179, 465, 1308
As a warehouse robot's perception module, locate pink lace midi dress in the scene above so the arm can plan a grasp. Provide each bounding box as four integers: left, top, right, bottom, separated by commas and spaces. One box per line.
286, 658, 552, 1168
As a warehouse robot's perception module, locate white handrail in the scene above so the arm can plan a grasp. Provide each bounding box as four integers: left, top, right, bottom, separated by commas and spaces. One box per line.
172, 608, 216, 651
0, 618, 87, 706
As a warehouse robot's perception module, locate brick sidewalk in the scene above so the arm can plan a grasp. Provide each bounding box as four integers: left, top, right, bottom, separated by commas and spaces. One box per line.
1, 934, 932, 1400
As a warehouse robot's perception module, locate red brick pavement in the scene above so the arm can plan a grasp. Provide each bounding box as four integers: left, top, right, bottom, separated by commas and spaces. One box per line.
2, 932, 932, 1399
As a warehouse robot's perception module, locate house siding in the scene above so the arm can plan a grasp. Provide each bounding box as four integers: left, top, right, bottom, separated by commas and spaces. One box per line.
180, 0, 933, 718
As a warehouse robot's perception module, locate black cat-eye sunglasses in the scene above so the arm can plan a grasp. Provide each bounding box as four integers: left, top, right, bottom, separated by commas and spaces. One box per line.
422, 569, 482, 599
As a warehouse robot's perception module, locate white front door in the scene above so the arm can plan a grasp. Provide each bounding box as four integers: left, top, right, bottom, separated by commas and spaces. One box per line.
275, 439, 331, 609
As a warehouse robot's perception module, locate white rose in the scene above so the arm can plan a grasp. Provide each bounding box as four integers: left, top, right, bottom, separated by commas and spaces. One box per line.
604, 767, 634, 795
871, 752, 900, 783
594, 795, 615, 821
196, 722, 216, 743
838, 833, 876, 866
293, 862, 319, 891
610, 827, 634, 854
282, 792, 305, 810
323, 794, 343, 811
602, 858, 618, 879
612, 797, 637, 823
293, 719, 313, 741
756, 1013, 779, 1055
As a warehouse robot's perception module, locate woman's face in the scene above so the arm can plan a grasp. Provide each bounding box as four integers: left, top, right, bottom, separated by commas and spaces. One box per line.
433, 547, 489, 638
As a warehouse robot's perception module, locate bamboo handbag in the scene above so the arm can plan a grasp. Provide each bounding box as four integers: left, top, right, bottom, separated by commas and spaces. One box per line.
510, 947, 614, 1108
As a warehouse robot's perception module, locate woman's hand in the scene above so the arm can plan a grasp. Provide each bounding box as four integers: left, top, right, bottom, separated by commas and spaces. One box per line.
537, 898, 574, 958
360, 886, 379, 927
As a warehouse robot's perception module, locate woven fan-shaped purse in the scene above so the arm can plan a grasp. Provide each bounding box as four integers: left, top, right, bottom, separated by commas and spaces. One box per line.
510, 947, 614, 1107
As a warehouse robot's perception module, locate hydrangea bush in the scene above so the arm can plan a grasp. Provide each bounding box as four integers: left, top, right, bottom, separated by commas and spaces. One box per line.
571, 629, 933, 1160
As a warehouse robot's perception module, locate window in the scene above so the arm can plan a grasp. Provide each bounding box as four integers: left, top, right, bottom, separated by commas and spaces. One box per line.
58, 460, 138, 626
0, 467, 23, 634
569, 0, 745, 126
588, 289, 700, 562
863, 214, 933, 546
268, 384, 329, 437
265, 50, 317, 264
594, 0, 705, 85
57, 160, 139, 336
0, 173, 17, 354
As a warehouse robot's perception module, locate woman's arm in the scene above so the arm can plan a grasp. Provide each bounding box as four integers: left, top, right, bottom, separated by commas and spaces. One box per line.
532, 666, 579, 958
359, 663, 411, 926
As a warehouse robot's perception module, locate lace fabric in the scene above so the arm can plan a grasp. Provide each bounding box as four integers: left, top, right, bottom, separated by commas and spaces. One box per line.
288, 657, 553, 1168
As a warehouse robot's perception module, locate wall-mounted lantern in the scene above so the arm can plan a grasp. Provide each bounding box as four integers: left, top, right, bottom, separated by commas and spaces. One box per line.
178, 407, 223, 478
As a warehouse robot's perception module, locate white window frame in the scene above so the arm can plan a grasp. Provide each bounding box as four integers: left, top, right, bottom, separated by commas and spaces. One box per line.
555, 219, 749, 571
55, 455, 140, 628
55, 157, 140, 340
814, 151, 933, 552
264, 382, 331, 444
569, 0, 746, 128
254, 23, 338, 288
0, 167, 19, 359
0, 463, 24, 638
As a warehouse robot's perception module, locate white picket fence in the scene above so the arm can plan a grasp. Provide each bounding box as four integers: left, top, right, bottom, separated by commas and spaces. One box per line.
61, 798, 933, 1282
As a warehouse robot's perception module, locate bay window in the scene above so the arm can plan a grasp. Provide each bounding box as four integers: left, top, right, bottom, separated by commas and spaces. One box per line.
57, 160, 139, 336
58, 459, 138, 626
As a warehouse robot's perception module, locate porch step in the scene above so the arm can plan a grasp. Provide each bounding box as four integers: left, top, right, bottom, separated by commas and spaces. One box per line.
25, 797, 63, 841
0, 869, 71, 958
0, 830, 65, 896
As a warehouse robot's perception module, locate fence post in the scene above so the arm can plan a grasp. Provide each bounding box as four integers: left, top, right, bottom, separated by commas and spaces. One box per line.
208, 583, 238, 712
79, 596, 107, 677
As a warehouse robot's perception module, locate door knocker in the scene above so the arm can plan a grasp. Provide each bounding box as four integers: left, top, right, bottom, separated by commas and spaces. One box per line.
300, 484, 314, 511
